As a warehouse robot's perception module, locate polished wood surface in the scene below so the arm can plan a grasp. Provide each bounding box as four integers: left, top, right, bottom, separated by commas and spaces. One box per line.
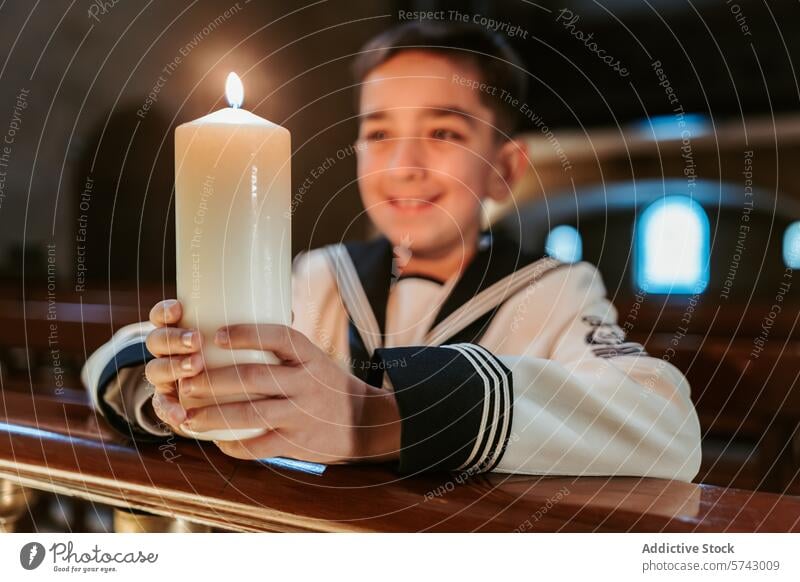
1, 387, 798, 532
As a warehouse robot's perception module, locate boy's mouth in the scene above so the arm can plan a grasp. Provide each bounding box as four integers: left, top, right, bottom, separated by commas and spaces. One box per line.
386, 193, 442, 212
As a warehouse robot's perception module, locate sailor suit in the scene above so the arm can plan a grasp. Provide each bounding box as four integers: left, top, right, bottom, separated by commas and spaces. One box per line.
82, 231, 702, 481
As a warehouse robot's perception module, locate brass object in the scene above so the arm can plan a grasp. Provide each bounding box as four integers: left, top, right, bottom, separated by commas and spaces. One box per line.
113, 507, 211, 533
0, 479, 37, 533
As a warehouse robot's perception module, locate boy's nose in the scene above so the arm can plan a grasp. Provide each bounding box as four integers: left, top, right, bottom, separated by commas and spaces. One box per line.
386, 137, 425, 181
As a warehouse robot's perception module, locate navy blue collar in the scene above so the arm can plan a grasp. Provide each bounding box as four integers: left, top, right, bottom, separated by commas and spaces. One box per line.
342, 230, 543, 343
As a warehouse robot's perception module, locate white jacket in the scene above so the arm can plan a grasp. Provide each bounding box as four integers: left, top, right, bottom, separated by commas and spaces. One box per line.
82, 231, 702, 481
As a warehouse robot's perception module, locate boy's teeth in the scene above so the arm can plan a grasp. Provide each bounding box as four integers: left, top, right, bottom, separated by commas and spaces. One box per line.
395, 199, 424, 208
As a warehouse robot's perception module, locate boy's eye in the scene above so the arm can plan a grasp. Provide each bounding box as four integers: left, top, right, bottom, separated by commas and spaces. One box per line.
365, 130, 388, 141
431, 128, 463, 141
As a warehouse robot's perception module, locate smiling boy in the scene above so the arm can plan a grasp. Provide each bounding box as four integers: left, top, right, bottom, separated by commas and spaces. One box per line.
83, 22, 701, 480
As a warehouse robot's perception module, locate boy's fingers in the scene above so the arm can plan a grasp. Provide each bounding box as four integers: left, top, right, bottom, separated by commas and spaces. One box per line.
144, 353, 204, 385
215, 324, 315, 363
145, 326, 201, 357
214, 430, 297, 461
153, 382, 176, 396
181, 398, 293, 433
178, 364, 295, 406
178, 389, 254, 410
152, 392, 186, 427
149, 299, 182, 327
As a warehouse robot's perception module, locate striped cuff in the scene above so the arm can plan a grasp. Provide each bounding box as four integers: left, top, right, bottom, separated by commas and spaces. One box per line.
372, 343, 513, 475
95, 341, 169, 443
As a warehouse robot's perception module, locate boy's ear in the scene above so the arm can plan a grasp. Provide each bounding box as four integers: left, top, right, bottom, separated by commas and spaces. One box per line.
486, 138, 530, 202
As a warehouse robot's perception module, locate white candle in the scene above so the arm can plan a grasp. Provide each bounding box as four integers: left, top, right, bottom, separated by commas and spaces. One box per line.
174, 73, 291, 442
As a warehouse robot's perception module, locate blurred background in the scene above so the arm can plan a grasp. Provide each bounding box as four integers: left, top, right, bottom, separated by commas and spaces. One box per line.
1, 0, 800, 530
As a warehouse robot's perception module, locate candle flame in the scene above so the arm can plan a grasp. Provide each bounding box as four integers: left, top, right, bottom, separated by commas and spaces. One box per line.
225, 72, 244, 108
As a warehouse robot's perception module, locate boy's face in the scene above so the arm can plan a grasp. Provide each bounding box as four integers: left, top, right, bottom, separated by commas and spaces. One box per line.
356, 51, 524, 258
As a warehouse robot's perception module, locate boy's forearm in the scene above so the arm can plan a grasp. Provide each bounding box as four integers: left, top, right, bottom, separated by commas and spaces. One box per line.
356, 384, 401, 463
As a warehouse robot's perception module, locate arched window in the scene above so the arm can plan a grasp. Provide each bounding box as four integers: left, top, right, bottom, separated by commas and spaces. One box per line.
783, 221, 800, 269
545, 225, 582, 263
636, 196, 709, 294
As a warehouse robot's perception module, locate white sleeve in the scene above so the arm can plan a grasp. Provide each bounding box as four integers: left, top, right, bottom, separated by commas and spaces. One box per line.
372, 262, 701, 481
494, 263, 702, 482
80, 252, 318, 440
80, 321, 171, 440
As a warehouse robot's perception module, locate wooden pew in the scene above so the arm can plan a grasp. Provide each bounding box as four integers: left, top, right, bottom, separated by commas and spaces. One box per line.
1, 386, 799, 532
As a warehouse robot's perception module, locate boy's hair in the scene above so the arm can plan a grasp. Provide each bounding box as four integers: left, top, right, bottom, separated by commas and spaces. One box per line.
352, 21, 528, 137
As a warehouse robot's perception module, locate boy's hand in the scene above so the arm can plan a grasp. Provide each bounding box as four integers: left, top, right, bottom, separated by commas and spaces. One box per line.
144, 299, 204, 433
177, 324, 402, 464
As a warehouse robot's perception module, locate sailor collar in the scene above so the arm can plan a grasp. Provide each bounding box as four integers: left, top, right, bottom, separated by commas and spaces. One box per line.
322, 230, 565, 373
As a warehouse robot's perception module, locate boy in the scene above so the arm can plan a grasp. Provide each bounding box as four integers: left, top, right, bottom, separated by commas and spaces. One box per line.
82, 22, 701, 480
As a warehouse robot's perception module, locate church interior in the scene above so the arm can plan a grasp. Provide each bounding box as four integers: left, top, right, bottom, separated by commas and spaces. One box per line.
1, 0, 799, 533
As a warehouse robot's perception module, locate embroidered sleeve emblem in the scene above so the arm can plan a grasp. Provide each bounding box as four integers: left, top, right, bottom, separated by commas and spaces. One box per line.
580, 314, 649, 358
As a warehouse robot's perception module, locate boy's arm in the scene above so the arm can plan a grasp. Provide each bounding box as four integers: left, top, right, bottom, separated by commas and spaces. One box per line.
81, 321, 173, 441
81, 251, 315, 442
370, 262, 702, 482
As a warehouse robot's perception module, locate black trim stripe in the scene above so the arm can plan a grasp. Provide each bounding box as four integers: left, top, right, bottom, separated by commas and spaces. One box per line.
442, 344, 495, 472
444, 343, 513, 474
323, 245, 382, 355
466, 343, 513, 472
95, 341, 167, 443
459, 344, 504, 472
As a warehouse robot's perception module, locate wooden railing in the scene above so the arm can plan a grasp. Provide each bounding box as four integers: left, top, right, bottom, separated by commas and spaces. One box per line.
1, 386, 799, 532
0, 283, 799, 531
3, 283, 799, 491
